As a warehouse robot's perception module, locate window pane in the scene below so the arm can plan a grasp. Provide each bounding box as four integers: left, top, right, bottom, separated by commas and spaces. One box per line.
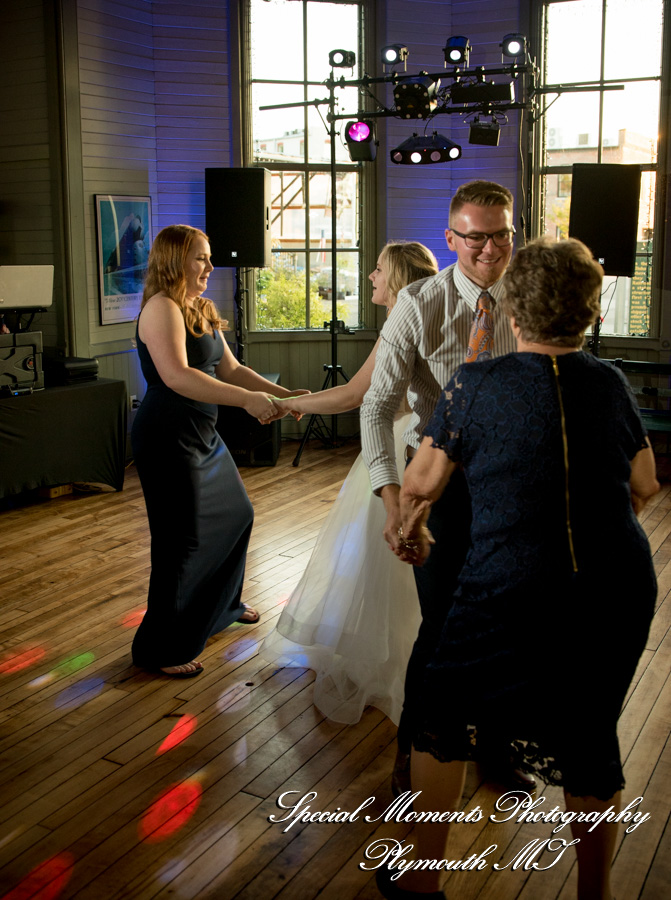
250, 0, 304, 81
253, 84, 305, 162
545, 0, 603, 85
334, 171, 359, 248
542, 172, 572, 239
601, 81, 659, 162
604, 0, 663, 80
306, 3, 359, 82
256, 251, 319, 329
545, 92, 601, 166
311, 250, 359, 329
270, 171, 306, 244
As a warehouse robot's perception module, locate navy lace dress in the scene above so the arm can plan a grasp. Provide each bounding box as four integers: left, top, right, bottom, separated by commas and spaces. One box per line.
417, 351, 656, 799
131, 324, 254, 669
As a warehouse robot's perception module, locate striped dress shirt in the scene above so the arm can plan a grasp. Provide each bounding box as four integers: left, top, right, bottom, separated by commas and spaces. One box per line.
361, 262, 517, 494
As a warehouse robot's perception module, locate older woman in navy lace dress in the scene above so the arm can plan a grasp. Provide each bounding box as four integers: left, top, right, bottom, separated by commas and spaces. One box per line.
379, 238, 659, 900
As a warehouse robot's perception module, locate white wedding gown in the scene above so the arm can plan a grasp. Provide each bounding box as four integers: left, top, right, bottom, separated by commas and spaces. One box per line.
259, 415, 421, 725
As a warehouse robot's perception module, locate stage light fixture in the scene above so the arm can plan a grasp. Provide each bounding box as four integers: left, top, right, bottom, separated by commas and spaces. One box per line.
329, 49, 356, 68
344, 119, 377, 161
393, 75, 440, 119
451, 80, 515, 104
390, 132, 462, 165
501, 33, 527, 60
468, 117, 501, 146
443, 35, 471, 67
381, 44, 409, 67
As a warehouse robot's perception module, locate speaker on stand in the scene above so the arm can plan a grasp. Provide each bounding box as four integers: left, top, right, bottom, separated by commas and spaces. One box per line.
568, 163, 641, 357
205, 167, 272, 365
206, 168, 279, 465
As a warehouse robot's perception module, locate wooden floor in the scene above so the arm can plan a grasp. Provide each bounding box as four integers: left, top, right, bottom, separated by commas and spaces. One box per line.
0, 440, 670, 900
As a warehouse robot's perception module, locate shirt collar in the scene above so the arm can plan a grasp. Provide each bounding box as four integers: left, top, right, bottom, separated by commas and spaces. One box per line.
453, 262, 506, 311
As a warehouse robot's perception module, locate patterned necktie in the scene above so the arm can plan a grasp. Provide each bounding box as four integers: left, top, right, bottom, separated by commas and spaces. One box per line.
465, 290, 495, 362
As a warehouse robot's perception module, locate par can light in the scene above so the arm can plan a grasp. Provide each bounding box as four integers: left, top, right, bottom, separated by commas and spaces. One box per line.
329, 49, 356, 68
381, 44, 409, 67
443, 35, 471, 67
501, 33, 527, 59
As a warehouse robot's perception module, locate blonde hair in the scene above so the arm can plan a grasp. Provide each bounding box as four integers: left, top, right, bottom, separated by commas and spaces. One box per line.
380, 241, 439, 303
142, 224, 226, 337
501, 237, 603, 348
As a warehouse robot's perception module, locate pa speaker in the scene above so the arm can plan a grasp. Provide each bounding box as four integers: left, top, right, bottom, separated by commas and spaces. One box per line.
205, 167, 272, 268
216, 373, 281, 467
568, 163, 641, 277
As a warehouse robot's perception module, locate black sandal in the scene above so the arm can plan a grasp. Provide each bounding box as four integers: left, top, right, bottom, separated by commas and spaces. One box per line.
236, 604, 260, 623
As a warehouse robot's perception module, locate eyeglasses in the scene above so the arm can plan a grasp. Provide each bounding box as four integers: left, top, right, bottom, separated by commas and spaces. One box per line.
450, 227, 516, 249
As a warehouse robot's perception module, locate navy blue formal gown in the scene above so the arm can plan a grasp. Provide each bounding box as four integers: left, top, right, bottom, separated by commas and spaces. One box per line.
131, 324, 254, 669
417, 351, 656, 799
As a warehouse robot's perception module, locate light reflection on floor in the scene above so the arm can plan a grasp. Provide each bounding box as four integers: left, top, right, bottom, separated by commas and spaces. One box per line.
2, 851, 75, 900
138, 778, 203, 844
0, 645, 46, 675
54, 677, 105, 710
157, 714, 198, 755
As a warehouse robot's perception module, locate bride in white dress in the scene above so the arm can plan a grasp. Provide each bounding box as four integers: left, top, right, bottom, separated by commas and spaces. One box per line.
259, 242, 439, 727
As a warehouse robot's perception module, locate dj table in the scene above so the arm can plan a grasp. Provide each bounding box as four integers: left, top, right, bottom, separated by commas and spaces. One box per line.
0, 378, 127, 498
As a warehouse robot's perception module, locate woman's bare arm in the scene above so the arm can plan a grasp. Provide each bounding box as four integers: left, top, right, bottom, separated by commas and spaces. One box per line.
274, 338, 382, 416
630, 438, 660, 514
138, 295, 279, 419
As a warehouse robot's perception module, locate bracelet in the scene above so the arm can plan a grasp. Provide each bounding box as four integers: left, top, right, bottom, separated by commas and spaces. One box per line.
397, 526, 419, 551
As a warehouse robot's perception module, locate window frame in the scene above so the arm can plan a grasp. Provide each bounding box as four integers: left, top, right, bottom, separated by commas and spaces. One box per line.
239, 0, 377, 334
528, 0, 668, 343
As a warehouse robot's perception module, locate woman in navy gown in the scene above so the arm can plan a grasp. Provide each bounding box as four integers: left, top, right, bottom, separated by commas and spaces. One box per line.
382, 238, 659, 900
132, 224, 304, 677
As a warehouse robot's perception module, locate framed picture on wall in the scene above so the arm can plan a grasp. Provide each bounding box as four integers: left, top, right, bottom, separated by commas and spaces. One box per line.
95, 195, 152, 325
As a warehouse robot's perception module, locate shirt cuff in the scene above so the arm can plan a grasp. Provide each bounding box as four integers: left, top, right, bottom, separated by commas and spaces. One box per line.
368, 462, 402, 496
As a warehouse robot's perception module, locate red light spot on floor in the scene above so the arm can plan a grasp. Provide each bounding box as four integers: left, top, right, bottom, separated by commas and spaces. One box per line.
156, 714, 198, 755
139, 779, 202, 843
0, 646, 46, 675
2, 851, 75, 900
122, 609, 146, 628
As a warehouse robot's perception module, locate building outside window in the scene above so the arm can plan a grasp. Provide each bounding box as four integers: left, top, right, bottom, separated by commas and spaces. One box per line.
533, 0, 664, 337
244, 0, 370, 331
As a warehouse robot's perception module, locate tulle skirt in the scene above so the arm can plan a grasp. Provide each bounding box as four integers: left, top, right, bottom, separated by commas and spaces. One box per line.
259, 415, 421, 725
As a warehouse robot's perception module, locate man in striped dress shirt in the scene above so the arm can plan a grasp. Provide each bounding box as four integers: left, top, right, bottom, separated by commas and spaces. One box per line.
360, 180, 530, 793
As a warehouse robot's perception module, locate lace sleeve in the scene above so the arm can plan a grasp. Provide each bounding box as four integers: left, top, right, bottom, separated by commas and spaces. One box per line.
423, 365, 473, 462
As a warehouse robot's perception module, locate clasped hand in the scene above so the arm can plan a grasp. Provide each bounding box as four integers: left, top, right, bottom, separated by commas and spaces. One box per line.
393, 525, 434, 566
257, 390, 311, 424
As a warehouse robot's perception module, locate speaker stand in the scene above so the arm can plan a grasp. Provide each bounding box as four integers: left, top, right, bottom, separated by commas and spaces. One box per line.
588, 314, 602, 358
234, 268, 245, 364
292, 362, 351, 467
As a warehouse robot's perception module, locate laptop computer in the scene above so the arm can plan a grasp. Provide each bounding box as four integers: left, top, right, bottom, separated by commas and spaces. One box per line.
0, 266, 54, 310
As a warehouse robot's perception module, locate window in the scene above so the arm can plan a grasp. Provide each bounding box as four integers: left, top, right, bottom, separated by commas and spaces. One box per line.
533, 0, 664, 337
244, 0, 371, 331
